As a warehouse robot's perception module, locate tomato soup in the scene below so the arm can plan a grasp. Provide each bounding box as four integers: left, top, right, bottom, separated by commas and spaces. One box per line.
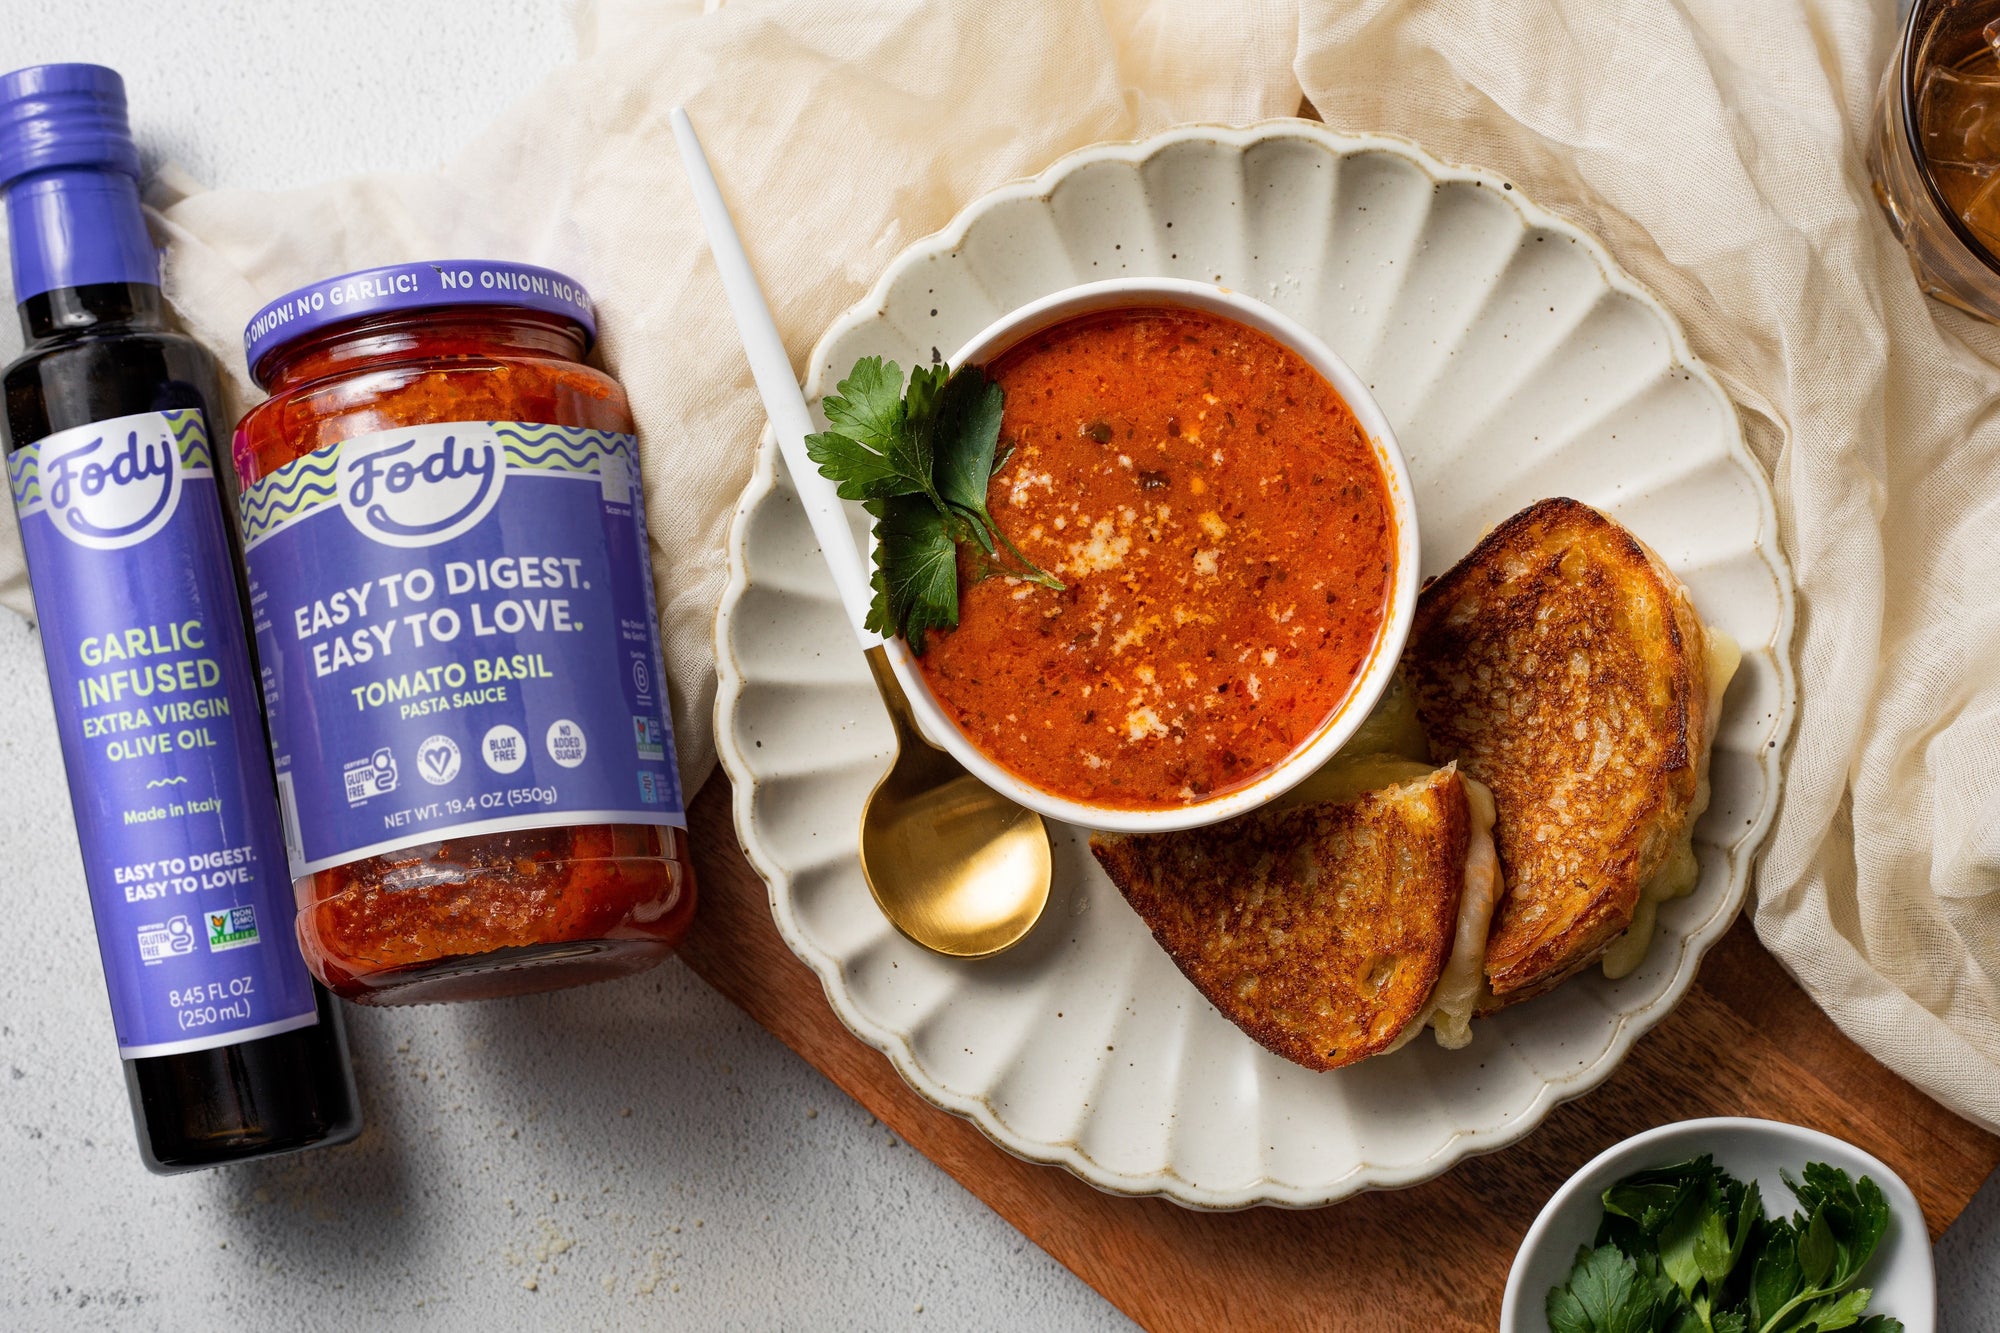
915, 307, 1396, 809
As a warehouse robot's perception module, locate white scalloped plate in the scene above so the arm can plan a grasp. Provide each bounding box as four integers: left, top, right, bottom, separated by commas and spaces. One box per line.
712, 122, 1797, 1209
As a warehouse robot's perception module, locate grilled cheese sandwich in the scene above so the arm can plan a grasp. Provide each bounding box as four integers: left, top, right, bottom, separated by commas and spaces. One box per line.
1093, 754, 1499, 1070
1402, 497, 1734, 1006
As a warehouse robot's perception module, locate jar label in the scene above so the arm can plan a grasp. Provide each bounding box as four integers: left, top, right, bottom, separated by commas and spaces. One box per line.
8, 409, 319, 1057
239, 421, 685, 876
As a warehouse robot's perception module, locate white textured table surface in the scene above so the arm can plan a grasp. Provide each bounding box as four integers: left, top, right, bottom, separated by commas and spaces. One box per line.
0, 4, 1994, 1331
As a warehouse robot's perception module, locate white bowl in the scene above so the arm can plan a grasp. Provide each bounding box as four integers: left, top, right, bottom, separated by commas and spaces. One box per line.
1501, 1117, 1936, 1333
877, 276, 1421, 834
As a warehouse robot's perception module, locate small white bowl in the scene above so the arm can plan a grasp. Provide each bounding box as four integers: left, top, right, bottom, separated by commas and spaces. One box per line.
878, 276, 1420, 834
1501, 1117, 1936, 1333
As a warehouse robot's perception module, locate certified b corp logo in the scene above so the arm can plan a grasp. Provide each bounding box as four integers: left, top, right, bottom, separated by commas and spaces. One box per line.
338, 422, 505, 548
38, 414, 183, 550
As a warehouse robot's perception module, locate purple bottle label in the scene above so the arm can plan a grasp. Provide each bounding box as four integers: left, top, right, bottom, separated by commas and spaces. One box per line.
8, 409, 318, 1057
239, 421, 685, 876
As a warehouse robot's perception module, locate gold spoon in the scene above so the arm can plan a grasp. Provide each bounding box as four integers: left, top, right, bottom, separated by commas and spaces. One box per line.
673, 109, 1053, 957
856, 646, 1052, 956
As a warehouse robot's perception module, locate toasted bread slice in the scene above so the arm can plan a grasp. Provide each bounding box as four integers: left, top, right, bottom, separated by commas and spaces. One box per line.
1401, 497, 1728, 1006
1091, 766, 1491, 1070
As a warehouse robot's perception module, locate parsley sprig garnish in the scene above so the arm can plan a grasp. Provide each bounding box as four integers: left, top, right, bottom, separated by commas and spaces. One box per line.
1547, 1156, 1903, 1333
807, 355, 1062, 653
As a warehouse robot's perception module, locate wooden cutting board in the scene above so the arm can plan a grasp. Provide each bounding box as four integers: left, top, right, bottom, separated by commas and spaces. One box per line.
676, 778, 2000, 1332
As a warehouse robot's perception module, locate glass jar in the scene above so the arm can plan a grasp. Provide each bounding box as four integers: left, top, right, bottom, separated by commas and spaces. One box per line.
1870, 0, 2000, 322
234, 261, 695, 1004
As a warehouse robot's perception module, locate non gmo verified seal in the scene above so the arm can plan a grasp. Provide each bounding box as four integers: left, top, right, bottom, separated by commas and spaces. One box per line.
205, 904, 260, 952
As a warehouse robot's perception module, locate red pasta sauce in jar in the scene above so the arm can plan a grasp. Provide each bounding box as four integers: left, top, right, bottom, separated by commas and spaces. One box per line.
234, 261, 694, 1004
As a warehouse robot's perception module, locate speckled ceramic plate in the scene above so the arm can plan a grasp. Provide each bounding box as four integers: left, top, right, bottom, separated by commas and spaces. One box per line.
712, 122, 1796, 1209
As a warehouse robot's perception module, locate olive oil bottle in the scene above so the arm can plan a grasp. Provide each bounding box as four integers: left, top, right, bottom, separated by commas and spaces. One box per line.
0, 63, 359, 1170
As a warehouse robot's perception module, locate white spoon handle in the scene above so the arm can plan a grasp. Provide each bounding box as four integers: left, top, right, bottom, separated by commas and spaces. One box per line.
670, 106, 882, 647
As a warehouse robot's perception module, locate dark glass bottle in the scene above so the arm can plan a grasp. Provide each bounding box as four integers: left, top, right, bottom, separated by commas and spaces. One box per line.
1, 64, 359, 1171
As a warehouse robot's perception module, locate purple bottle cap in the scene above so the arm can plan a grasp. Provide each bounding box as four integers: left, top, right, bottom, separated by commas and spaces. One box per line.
243, 260, 599, 387
0, 63, 140, 187
0, 64, 156, 302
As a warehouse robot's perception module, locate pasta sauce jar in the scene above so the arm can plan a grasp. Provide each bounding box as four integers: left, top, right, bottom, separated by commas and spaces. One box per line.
234, 261, 694, 1004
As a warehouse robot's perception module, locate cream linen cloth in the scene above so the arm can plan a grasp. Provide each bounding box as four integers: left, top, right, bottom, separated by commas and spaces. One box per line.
4, 0, 1998, 1133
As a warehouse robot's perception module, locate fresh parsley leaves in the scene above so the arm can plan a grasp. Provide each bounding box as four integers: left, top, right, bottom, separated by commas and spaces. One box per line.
1546, 1156, 1903, 1333
869, 495, 958, 654
809, 357, 946, 506
1548, 1244, 1669, 1333
808, 355, 1061, 653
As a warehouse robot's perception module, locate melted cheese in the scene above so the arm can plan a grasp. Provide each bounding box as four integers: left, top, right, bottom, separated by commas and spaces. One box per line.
1281, 754, 1436, 807
1276, 675, 1432, 808
1414, 774, 1500, 1047
1381, 773, 1499, 1052
1600, 626, 1742, 979
1285, 677, 1501, 1054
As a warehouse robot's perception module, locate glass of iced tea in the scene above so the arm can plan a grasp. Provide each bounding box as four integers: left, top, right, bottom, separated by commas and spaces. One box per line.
1871, 0, 2000, 321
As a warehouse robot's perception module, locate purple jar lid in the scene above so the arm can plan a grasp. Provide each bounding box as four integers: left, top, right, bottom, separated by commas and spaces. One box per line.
244, 259, 598, 386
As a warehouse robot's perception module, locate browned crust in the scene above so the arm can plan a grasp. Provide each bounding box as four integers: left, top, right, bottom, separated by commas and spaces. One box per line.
1403, 498, 1709, 1004
1090, 769, 1470, 1071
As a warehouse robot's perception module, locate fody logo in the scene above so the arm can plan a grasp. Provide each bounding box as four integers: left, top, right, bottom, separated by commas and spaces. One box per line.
39, 414, 182, 550
339, 423, 504, 547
